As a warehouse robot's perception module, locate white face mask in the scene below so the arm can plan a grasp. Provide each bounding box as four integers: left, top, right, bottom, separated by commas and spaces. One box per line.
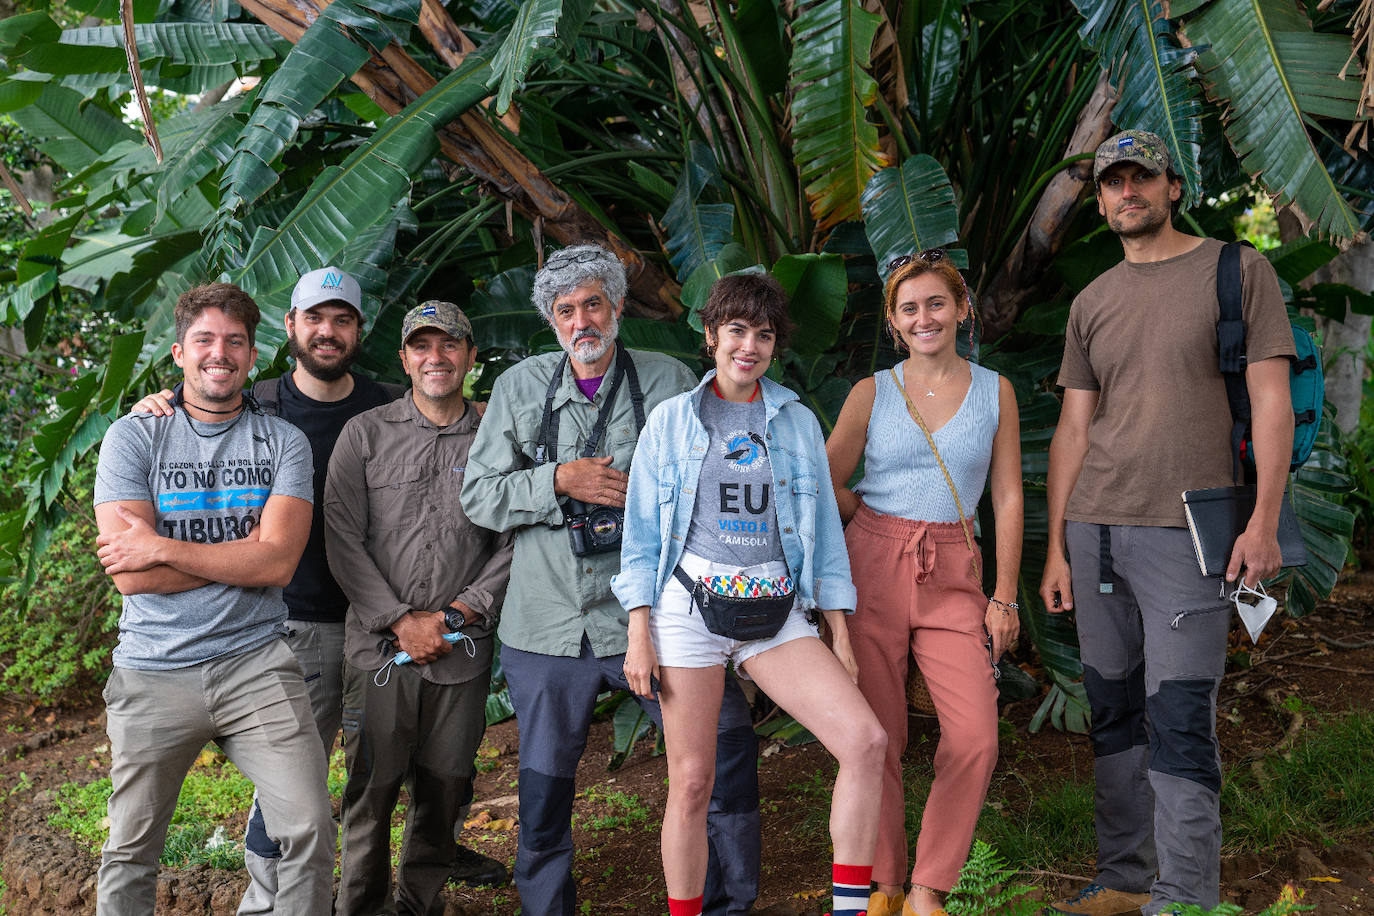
1224, 579, 1278, 644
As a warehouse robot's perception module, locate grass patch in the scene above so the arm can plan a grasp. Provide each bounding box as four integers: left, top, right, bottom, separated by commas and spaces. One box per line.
1222, 709, 1374, 852
976, 777, 1096, 870
49, 745, 256, 869
580, 787, 650, 831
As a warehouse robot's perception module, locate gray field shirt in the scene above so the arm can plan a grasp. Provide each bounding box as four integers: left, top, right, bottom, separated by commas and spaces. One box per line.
461, 347, 697, 658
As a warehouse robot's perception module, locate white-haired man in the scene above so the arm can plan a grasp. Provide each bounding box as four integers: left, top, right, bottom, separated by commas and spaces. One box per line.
462, 245, 762, 916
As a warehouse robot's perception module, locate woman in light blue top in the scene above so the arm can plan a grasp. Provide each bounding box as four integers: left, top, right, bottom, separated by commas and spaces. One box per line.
613, 273, 885, 916
826, 250, 1022, 916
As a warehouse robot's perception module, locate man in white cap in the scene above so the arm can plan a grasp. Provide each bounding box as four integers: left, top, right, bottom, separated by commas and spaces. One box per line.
131, 269, 507, 912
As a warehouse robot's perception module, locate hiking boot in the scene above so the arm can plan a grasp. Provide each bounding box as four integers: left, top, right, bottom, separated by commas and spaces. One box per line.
1046, 883, 1150, 915
450, 843, 509, 886
868, 890, 905, 916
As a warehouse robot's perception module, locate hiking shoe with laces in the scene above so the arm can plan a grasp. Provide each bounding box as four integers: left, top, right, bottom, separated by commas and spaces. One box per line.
1046, 883, 1151, 915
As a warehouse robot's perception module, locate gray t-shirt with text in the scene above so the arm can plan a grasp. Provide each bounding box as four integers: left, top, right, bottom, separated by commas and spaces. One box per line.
94, 407, 313, 670
683, 392, 782, 569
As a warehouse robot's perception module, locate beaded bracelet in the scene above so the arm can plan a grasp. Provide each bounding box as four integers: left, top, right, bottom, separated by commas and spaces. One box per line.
989, 597, 1019, 615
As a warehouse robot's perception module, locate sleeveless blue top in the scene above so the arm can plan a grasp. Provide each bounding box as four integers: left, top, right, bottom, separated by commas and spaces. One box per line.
854, 360, 1000, 523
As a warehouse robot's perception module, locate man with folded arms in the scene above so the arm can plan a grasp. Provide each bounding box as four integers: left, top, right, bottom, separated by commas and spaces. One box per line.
94, 283, 333, 914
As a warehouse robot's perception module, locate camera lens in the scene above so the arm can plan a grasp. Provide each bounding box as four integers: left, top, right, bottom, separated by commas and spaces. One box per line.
587, 508, 622, 546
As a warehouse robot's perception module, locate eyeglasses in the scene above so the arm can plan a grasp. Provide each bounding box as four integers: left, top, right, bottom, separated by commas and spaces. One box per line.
886, 249, 946, 273
1222, 579, 1278, 644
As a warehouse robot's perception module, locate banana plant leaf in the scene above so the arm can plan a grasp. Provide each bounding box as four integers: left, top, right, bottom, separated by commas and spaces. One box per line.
487, 0, 593, 114
6, 83, 140, 173
789, 0, 890, 229
905, 0, 963, 131
18, 22, 287, 75
1071, 0, 1205, 208
859, 154, 960, 278
773, 252, 846, 357
233, 53, 494, 303
217, 0, 423, 218
1186, 0, 1364, 240
662, 142, 735, 284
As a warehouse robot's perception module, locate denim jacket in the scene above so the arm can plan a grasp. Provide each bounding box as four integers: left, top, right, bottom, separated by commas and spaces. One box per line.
611, 371, 856, 615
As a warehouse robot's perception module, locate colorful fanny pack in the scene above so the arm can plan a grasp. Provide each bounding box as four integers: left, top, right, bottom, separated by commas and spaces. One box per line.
673, 566, 795, 641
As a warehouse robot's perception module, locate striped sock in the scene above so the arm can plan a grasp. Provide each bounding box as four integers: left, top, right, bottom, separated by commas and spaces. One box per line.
667, 895, 703, 916
832, 862, 872, 916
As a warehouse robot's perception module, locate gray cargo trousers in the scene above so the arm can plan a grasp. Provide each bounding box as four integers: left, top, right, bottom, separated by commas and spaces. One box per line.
1067, 522, 1231, 915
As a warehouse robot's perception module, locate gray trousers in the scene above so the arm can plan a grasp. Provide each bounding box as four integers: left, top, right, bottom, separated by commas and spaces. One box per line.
238, 619, 347, 915
337, 659, 491, 916
97, 639, 335, 916
1067, 522, 1230, 915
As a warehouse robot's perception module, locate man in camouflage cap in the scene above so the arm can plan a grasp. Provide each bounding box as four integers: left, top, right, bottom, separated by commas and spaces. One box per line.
1092, 128, 1172, 181
324, 300, 514, 914
1040, 129, 1295, 915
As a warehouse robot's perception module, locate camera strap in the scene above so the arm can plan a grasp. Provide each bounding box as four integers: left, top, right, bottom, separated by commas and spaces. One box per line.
533, 345, 645, 465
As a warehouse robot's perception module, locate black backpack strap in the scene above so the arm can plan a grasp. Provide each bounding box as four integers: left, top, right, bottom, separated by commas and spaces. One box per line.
1216, 240, 1253, 485
250, 376, 284, 417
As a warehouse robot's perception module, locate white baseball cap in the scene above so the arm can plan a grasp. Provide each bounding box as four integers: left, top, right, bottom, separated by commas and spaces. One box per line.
291, 267, 362, 313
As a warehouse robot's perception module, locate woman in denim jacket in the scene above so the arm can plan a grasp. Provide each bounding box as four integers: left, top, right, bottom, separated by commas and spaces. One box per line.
612, 273, 885, 916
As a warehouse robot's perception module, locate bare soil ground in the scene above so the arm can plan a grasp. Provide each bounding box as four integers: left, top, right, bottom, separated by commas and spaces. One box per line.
2, 578, 1372, 914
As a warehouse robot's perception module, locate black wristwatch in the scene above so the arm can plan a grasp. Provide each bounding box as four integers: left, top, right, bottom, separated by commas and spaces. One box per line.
443, 608, 467, 632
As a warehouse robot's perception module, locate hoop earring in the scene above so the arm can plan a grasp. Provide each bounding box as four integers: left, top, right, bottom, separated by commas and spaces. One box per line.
706, 344, 717, 357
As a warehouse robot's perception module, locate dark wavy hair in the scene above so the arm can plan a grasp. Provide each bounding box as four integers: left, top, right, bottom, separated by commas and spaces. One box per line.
700, 273, 794, 349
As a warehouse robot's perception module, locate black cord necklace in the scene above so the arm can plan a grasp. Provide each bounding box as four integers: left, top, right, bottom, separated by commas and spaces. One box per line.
183, 399, 244, 415
181, 400, 248, 439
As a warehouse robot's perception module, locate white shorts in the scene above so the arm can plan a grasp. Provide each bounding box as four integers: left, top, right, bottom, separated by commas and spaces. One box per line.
650, 551, 820, 678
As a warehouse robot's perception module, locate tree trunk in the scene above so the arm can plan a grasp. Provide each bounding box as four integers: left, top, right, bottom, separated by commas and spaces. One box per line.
1313, 240, 1373, 434
979, 73, 1117, 340
238, 0, 682, 319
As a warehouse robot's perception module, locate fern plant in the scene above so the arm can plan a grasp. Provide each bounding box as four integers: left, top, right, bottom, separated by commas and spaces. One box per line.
1163, 883, 1313, 916
943, 840, 1042, 916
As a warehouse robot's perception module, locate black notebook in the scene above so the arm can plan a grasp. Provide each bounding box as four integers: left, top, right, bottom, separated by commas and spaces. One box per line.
1181, 486, 1307, 578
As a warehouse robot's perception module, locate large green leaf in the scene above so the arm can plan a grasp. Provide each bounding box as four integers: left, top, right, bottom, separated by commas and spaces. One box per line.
19, 22, 286, 75
1186, 0, 1364, 239
215, 0, 422, 221
789, 0, 890, 229
233, 54, 494, 303
859, 154, 960, 276
662, 141, 735, 283
906, 0, 964, 130
1072, 0, 1205, 207
487, 0, 593, 114
773, 252, 846, 357
6, 83, 140, 172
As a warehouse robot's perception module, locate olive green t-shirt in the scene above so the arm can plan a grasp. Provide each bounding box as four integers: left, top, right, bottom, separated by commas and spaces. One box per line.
1057, 237, 1295, 527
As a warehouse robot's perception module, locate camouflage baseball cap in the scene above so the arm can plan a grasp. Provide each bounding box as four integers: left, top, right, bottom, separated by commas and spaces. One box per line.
401, 300, 474, 345
1094, 129, 1171, 181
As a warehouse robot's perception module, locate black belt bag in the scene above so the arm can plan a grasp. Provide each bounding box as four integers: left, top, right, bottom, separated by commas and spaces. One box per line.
672, 565, 795, 641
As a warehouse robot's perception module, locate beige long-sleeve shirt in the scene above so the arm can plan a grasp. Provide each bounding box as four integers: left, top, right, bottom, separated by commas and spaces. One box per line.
324, 393, 513, 684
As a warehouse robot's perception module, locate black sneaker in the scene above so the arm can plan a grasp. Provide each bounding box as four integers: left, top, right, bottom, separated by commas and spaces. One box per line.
450, 843, 510, 887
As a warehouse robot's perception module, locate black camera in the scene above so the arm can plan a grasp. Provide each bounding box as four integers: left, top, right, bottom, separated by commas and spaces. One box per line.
565, 499, 625, 556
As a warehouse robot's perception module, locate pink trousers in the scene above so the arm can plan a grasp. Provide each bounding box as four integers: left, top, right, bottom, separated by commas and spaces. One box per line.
844, 502, 999, 891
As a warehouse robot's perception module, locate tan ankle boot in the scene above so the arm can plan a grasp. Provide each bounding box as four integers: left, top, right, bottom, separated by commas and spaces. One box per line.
867, 889, 905, 916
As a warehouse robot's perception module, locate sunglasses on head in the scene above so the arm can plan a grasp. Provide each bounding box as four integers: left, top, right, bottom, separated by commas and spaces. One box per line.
544, 248, 606, 269
886, 249, 947, 273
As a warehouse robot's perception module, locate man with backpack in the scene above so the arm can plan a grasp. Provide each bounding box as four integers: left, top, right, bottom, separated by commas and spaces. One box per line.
1040, 130, 1296, 915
